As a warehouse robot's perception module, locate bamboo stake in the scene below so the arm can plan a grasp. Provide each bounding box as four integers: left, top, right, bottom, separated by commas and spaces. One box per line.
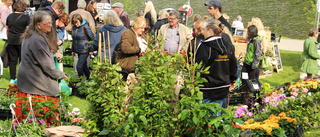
102, 32, 107, 63
98, 33, 102, 63
192, 37, 197, 83
107, 31, 111, 64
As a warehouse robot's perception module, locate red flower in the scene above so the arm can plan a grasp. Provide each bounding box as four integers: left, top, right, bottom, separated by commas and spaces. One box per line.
208, 126, 210, 129
197, 126, 201, 129
212, 126, 215, 129
161, 51, 167, 55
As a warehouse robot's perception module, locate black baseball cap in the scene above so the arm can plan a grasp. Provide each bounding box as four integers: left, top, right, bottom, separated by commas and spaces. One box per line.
205, 0, 222, 8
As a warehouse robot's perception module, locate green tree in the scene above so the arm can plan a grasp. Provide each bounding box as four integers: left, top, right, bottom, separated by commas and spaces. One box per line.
289, 0, 317, 25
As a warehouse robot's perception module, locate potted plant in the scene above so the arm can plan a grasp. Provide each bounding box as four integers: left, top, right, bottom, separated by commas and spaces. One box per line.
0, 92, 15, 120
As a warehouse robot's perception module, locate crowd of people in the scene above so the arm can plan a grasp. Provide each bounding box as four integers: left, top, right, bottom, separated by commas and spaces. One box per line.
0, 0, 269, 123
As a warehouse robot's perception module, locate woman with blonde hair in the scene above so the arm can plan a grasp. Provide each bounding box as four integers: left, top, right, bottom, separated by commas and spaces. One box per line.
195, 19, 237, 108
116, 17, 147, 80
86, 0, 100, 25
301, 28, 320, 80
188, 19, 204, 62
92, 10, 126, 64
143, 1, 157, 30
153, 9, 168, 34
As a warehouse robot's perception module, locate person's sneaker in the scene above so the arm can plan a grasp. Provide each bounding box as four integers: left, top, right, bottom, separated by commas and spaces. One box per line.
10, 79, 16, 83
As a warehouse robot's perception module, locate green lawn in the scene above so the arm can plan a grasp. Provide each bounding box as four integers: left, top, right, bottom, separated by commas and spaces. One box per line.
259, 50, 301, 87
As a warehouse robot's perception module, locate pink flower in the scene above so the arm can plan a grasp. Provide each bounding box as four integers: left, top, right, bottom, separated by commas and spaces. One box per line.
272, 92, 278, 97
264, 97, 270, 103
38, 119, 45, 125
279, 88, 284, 91
299, 84, 304, 87
302, 88, 308, 94
13, 122, 18, 130
292, 88, 299, 92
291, 91, 299, 97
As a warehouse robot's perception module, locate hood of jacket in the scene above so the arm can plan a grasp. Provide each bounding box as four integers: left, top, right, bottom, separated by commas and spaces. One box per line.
250, 35, 262, 43
80, 19, 87, 27
202, 36, 227, 55
102, 24, 126, 33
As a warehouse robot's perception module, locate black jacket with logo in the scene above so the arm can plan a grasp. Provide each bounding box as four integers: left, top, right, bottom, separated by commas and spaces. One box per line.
195, 34, 237, 99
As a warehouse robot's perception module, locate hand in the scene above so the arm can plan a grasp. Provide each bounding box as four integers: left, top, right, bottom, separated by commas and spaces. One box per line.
229, 83, 235, 91
89, 52, 93, 55
71, 52, 75, 56
179, 49, 186, 55
95, 14, 100, 19
57, 53, 63, 60
63, 75, 68, 79
57, 40, 63, 46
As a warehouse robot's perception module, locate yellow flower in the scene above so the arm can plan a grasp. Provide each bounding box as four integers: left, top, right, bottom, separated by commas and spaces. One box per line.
288, 118, 293, 122
250, 124, 256, 130
278, 112, 285, 117
268, 132, 272, 135
313, 84, 317, 89
266, 128, 272, 134
247, 118, 254, 124
274, 123, 280, 129
293, 119, 297, 124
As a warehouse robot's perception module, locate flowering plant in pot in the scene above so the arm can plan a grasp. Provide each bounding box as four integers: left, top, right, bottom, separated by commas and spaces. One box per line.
265, 82, 320, 129
240, 112, 298, 136
10, 117, 47, 136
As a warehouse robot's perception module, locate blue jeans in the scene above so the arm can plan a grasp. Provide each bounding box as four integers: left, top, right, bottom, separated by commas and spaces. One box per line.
202, 97, 228, 117
202, 97, 228, 108
77, 53, 90, 79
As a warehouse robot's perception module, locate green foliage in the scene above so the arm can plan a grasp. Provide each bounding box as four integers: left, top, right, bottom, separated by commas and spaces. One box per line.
80, 33, 244, 136
289, 0, 317, 25
84, 61, 126, 135
260, 83, 273, 94
0, 91, 15, 110
62, 55, 74, 66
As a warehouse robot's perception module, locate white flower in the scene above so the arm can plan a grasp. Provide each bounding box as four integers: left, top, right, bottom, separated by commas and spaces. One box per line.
254, 103, 259, 106
72, 107, 80, 112
242, 105, 248, 109
69, 104, 73, 106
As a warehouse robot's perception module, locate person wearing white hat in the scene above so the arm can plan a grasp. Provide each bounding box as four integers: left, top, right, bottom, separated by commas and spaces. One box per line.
112, 2, 130, 27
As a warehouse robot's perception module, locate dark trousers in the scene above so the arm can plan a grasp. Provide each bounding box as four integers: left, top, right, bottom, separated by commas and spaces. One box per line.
6, 44, 21, 79
242, 63, 256, 80
77, 53, 90, 79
